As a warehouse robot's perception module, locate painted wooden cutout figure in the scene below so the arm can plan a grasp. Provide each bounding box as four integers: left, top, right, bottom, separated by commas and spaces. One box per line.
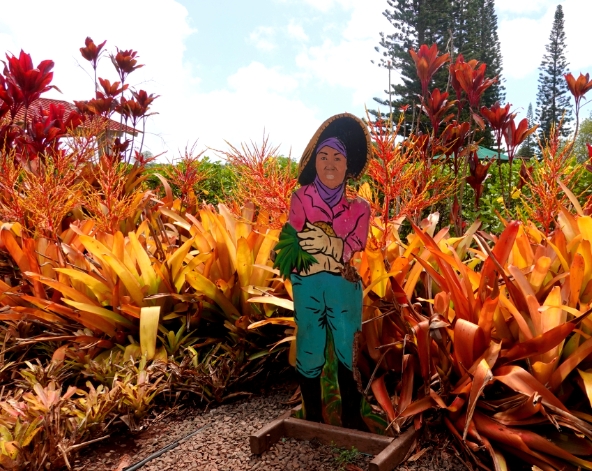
276, 113, 371, 431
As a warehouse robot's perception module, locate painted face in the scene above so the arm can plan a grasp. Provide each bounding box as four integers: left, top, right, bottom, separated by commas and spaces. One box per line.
315, 145, 347, 189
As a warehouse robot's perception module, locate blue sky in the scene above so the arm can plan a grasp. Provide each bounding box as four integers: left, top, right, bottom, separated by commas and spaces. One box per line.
0, 0, 591, 160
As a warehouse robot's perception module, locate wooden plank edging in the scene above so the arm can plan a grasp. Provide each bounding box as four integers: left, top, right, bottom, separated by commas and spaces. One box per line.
369, 426, 416, 471
250, 411, 417, 471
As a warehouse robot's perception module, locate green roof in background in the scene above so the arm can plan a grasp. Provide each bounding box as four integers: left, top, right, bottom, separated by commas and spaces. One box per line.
476, 146, 509, 161
435, 146, 510, 161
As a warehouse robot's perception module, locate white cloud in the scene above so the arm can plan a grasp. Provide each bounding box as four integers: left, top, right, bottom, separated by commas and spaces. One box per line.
227, 62, 298, 93
499, 0, 592, 81
496, 0, 558, 15
248, 26, 277, 52
299, 0, 356, 12
286, 21, 308, 42
295, 0, 389, 107
161, 61, 319, 160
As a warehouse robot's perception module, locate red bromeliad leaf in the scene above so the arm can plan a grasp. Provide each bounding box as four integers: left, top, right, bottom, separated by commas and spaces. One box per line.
480, 101, 513, 152
440, 120, 471, 158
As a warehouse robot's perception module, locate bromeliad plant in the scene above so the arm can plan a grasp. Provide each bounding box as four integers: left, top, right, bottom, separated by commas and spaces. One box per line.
356, 212, 592, 469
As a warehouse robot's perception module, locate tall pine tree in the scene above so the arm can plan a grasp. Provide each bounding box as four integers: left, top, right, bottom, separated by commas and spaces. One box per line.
517, 103, 536, 158
374, 0, 505, 120
535, 4, 572, 140
373, 0, 452, 124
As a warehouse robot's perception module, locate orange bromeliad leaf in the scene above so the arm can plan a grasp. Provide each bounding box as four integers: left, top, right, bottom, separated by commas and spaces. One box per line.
371, 374, 395, 423
473, 411, 592, 470
550, 335, 592, 391
494, 365, 567, 411
501, 321, 576, 362
479, 221, 520, 299
463, 359, 493, 440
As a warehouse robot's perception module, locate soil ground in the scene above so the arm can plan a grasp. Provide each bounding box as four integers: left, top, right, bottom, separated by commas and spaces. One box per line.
75, 379, 471, 471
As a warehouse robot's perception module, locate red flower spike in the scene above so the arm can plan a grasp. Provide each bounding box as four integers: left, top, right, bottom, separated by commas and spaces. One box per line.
449, 55, 465, 110
17, 103, 83, 159
452, 59, 496, 109
80, 37, 106, 69
481, 102, 514, 152
565, 73, 592, 102
131, 89, 159, 113
111, 48, 144, 84
409, 44, 450, 98
422, 88, 456, 134
1, 50, 59, 118
98, 78, 127, 98
503, 117, 538, 164
440, 121, 471, 157
466, 151, 492, 208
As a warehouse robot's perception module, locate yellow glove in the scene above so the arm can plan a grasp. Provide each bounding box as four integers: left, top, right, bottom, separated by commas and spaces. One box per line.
298, 222, 343, 260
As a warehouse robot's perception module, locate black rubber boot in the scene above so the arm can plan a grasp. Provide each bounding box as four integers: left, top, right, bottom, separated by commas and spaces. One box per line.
338, 361, 369, 432
297, 372, 323, 423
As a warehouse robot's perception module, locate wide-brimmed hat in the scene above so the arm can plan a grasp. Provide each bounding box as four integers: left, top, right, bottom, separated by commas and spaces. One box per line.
298, 112, 371, 185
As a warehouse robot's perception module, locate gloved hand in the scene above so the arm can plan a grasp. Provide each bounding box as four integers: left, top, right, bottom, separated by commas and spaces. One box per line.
297, 222, 329, 254
298, 222, 344, 261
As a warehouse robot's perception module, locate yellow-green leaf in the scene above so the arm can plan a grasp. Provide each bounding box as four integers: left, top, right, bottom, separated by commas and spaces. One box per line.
140, 306, 160, 360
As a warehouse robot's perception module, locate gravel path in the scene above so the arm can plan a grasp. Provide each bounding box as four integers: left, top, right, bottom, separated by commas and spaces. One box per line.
75, 385, 469, 471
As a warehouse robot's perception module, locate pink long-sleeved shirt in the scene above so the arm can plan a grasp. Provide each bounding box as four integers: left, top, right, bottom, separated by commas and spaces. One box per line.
289, 183, 370, 267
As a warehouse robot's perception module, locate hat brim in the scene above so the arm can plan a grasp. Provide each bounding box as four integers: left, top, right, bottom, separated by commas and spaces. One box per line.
298, 113, 371, 185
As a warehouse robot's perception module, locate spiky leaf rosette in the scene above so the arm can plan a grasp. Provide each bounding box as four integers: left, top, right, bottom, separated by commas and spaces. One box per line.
273, 223, 317, 279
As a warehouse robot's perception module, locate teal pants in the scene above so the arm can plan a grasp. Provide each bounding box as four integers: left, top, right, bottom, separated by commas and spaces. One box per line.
291, 272, 362, 378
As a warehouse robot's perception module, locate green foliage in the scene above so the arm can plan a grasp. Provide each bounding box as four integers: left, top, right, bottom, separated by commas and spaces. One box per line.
535, 4, 572, 139
331, 444, 362, 470
273, 223, 317, 278
574, 116, 592, 162
374, 0, 505, 126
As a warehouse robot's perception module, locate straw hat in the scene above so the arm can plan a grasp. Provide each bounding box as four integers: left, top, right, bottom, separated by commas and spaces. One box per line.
298, 112, 371, 185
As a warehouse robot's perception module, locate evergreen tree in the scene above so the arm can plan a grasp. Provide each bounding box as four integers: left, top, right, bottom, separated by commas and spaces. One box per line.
471, 0, 505, 106
517, 103, 537, 158
373, 0, 452, 125
373, 0, 504, 124
535, 4, 572, 140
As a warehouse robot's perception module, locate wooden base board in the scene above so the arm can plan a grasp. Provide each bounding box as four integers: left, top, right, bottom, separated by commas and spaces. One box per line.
250, 412, 416, 471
